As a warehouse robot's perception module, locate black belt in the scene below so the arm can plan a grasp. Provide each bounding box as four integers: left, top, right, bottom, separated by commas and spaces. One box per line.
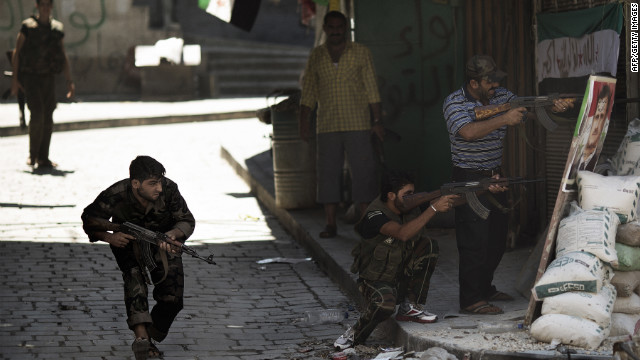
452, 166, 501, 181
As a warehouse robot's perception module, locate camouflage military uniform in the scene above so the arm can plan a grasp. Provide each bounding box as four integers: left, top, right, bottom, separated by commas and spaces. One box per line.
349, 197, 438, 344
81, 177, 195, 342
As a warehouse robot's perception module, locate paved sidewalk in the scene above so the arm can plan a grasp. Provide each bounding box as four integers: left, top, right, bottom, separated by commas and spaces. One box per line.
0, 98, 268, 136
0, 99, 616, 359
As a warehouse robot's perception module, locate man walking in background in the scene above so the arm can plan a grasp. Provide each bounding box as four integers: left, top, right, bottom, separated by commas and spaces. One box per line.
11, 0, 74, 168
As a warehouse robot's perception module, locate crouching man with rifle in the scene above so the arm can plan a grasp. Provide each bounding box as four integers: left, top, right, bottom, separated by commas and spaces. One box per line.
81, 155, 197, 360
333, 170, 459, 350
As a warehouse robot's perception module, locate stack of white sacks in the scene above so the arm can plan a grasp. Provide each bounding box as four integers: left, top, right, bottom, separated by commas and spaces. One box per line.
530, 119, 640, 350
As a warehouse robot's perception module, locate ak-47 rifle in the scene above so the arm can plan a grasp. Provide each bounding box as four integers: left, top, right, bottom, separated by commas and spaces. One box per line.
402, 177, 544, 220
474, 93, 579, 132
121, 222, 216, 265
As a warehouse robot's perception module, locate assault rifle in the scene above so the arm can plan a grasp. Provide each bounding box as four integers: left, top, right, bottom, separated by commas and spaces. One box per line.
121, 222, 216, 265
474, 93, 579, 132
402, 177, 544, 219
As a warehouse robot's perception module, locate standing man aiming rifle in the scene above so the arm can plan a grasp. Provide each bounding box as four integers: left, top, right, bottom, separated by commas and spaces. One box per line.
81, 156, 195, 360
442, 55, 572, 315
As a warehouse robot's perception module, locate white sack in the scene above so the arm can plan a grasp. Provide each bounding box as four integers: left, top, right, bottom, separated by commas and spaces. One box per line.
577, 171, 640, 223
610, 313, 640, 337
614, 292, 640, 314
541, 284, 616, 327
530, 314, 609, 350
609, 118, 640, 176
533, 251, 613, 300
556, 203, 619, 266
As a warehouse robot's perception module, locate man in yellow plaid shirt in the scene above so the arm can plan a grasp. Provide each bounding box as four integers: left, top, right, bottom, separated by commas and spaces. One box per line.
299, 10, 383, 238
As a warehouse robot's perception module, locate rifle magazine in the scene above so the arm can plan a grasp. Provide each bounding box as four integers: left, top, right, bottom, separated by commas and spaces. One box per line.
465, 192, 490, 220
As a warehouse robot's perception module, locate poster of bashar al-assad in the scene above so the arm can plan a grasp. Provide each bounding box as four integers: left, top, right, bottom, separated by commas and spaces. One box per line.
562, 75, 616, 192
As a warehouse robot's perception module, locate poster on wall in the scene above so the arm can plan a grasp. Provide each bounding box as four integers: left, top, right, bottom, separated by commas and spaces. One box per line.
561, 75, 617, 192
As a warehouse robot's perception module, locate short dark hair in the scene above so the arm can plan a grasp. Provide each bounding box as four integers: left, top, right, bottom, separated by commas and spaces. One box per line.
465, 75, 483, 85
129, 156, 165, 182
324, 11, 347, 25
598, 84, 612, 113
36, 0, 53, 4
380, 170, 414, 202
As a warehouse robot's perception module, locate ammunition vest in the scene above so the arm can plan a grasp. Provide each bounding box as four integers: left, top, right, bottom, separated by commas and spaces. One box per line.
19, 16, 65, 75
350, 198, 424, 282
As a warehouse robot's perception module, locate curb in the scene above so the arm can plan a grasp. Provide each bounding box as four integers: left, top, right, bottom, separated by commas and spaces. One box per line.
219, 145, 364, 306
0, 111, 256, 137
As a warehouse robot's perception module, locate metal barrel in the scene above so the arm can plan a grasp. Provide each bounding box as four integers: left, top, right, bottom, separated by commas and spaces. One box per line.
270, 92, 316, 209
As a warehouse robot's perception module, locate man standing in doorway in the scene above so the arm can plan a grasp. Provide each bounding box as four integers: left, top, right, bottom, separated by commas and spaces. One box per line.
11, 0, 74, 169
299, 10, 384, 238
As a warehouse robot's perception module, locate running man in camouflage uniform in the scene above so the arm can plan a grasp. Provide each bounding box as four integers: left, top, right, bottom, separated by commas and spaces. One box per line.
334, 170, 458, 350
81, 155, 195, 360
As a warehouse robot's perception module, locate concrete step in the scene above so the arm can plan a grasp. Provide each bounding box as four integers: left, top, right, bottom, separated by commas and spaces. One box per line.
207, 57, 307, 71
194, 36, 311, 53
194, 37, 311, 98
202, 45, 310, 58
216, 69, 302, 82
217, 81, 300, 97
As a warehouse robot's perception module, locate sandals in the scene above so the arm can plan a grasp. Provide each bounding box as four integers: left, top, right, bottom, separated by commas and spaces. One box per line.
488, 291, 515, 301
132, 338, 150, 360
132, 338, 163, 359
460, 301, 503, 315
319, 224, 337, 238
148, 341, 163, 359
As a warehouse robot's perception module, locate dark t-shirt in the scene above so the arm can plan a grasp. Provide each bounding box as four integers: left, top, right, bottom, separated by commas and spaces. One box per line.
356, 209, 391, 239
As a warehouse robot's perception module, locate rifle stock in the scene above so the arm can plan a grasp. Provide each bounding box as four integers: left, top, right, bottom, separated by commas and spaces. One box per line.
474, 103, 512, 121
473, 94, 578, 131
401, 189, 442, 212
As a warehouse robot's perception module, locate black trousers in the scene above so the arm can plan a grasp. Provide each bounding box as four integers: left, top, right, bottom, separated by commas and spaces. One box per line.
452, 167, 508, 309
22, 73, 56, 163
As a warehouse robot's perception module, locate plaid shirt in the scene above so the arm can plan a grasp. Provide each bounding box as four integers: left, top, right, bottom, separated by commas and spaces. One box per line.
443, 85, 516, 170
300, 42, 381, 134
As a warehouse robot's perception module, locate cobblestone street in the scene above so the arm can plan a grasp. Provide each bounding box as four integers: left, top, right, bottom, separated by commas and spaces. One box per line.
0, 120, 355, 360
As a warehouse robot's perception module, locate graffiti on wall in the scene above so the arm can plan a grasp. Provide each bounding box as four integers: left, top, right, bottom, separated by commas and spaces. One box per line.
1, 0, 140, 94
1, 0, 105, 46
372, 0, 457, 128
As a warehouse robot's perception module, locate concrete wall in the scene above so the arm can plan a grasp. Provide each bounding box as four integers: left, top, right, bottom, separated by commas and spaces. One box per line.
0, 0, 314, 99
1, 0, 173, 98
